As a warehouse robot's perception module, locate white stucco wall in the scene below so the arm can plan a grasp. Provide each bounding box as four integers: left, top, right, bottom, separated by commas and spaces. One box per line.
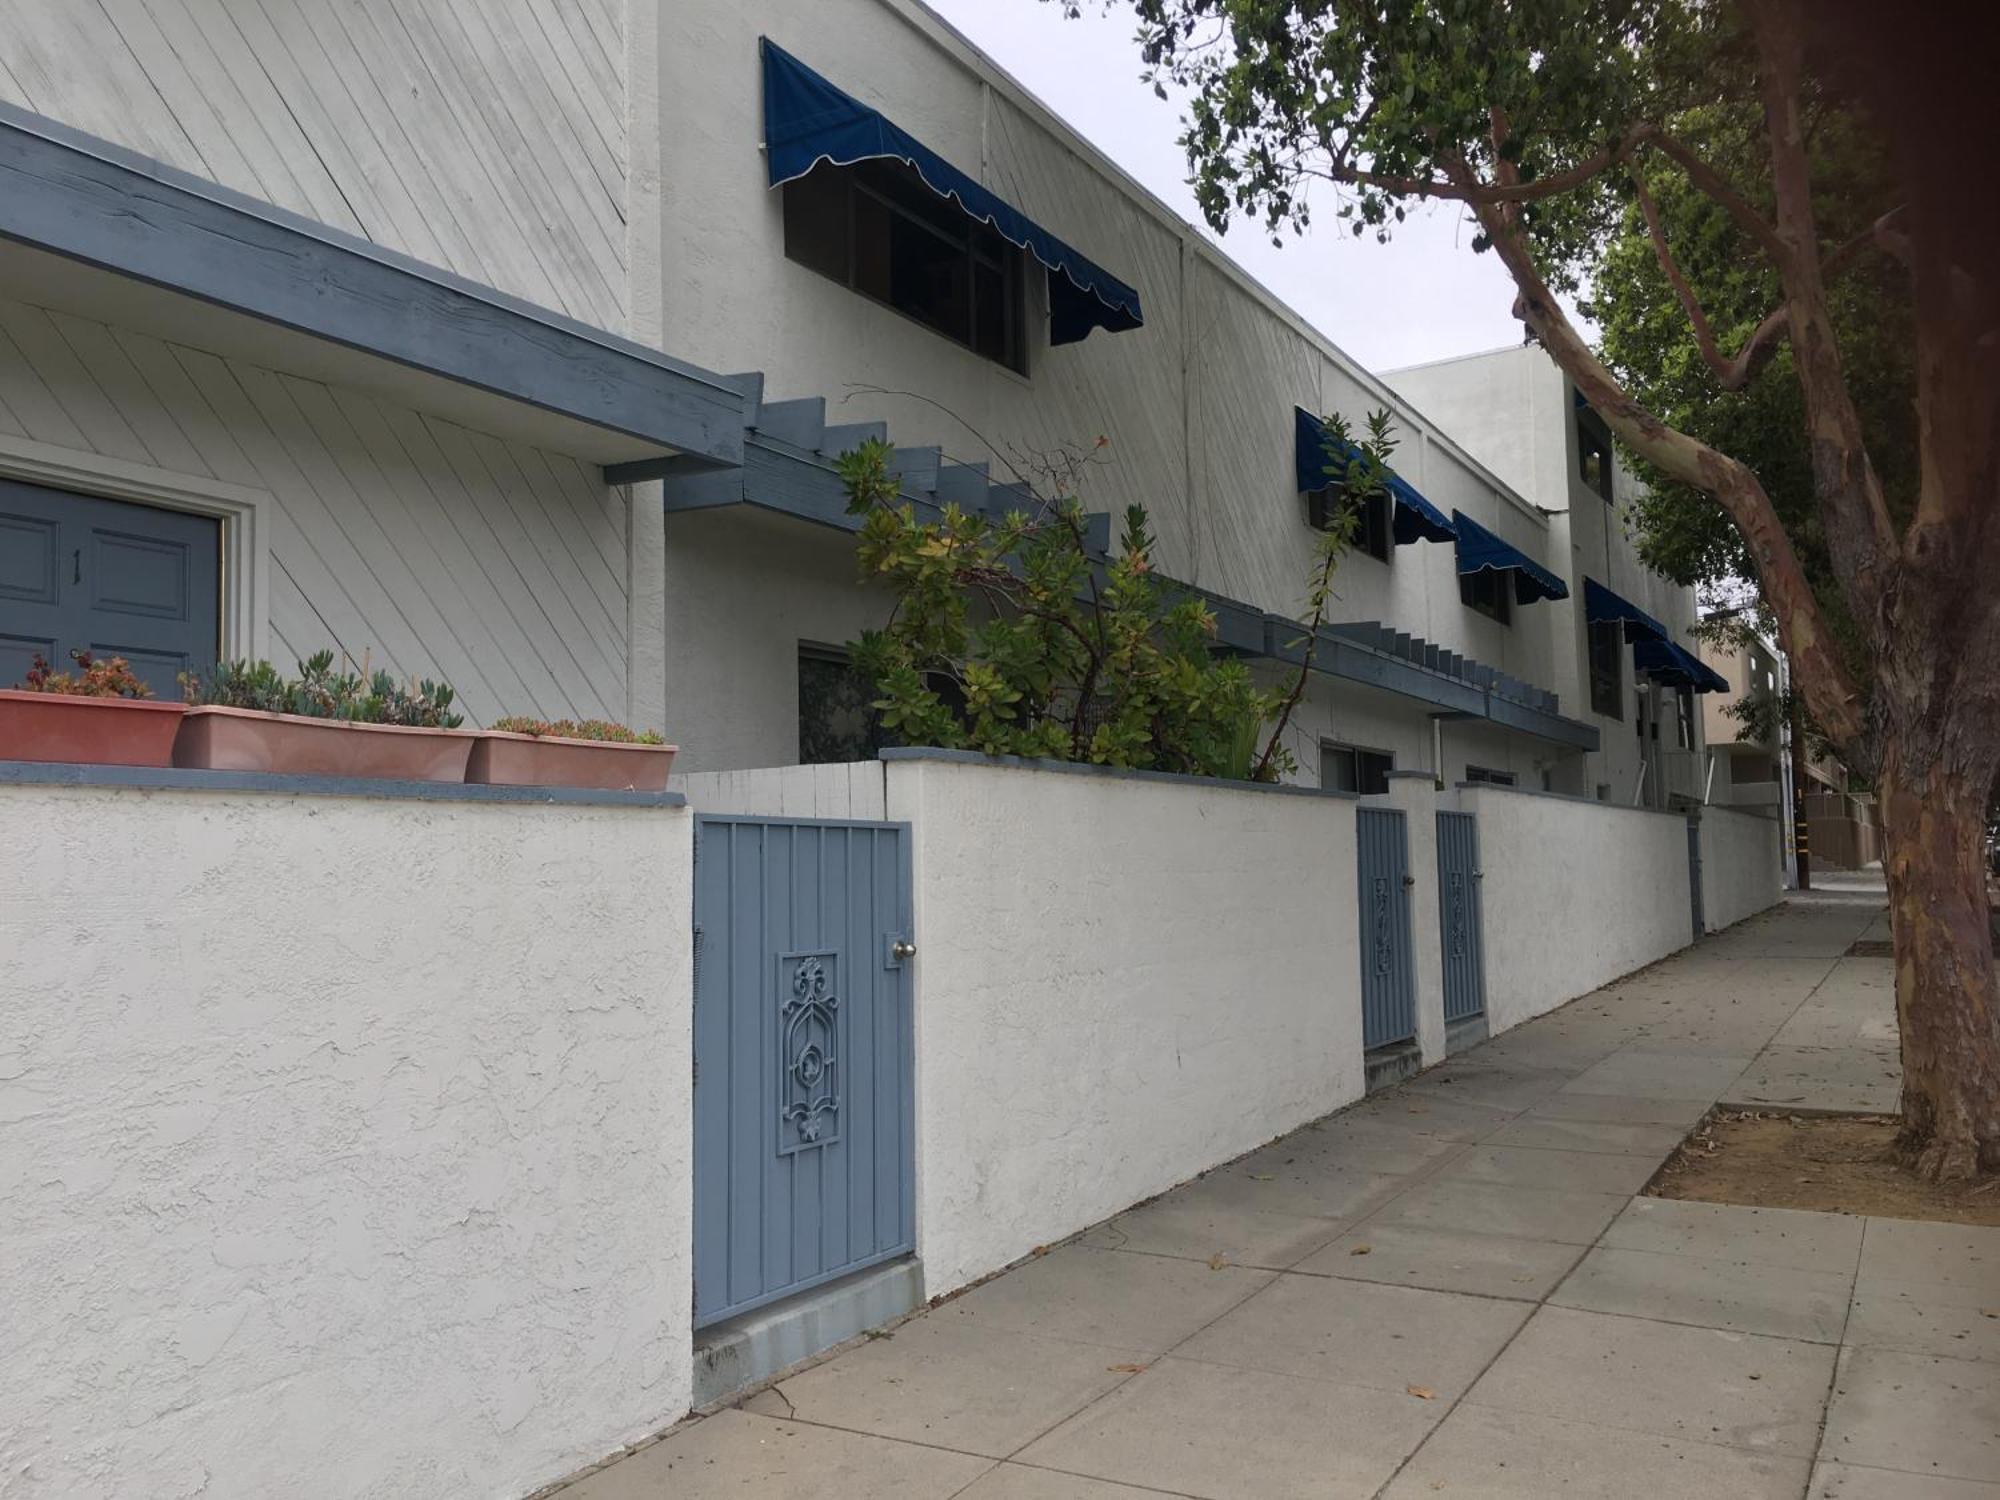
0, 782, 693, 1500
1700, 805, 1784, 932
1461, 783, 1694, 1034
883, 755, 1362, 1298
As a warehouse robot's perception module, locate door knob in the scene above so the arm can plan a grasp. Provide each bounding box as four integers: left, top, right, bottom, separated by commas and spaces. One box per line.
891, 939, 917, 961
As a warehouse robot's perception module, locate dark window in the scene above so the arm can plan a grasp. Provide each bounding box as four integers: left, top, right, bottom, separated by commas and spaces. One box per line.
1464, 765, 1516, 787
783, 159, 1028, 372
1321, 742, 1393, 795
1588, 621, 1624, 719
1577, 406, 1614, 502
799, 643, 887, 764
1459, 568, 1513, 625
1307, 485, 1392, 562
1674, 686, 1696, 750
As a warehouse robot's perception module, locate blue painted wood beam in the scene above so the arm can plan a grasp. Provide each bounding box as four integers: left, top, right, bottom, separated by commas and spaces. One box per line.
0, 103, 748, 472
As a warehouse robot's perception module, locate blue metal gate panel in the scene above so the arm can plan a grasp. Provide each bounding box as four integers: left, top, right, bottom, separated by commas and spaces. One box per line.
1436, 810, 1487, 1022
1687, 815, 1705, 937
692, 815, 915, 1328
1356, 807, 1417, 1048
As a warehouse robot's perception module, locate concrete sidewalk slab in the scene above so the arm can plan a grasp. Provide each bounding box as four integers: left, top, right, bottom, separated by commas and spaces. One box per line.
1295, 1220, 1583, 1299
1363, 1177, 1629, 1245
1173, 1274, 1531, 1399
1013, 1356, 1443, 1500
739, 1316, 1146, 1458
1857, 1219, 2000, 1292
1551, 1244, 1853, 1342
1821, 1346, 2000, 1482
1486, 1114, 1688, 1155
1811, 1460, 2000, 1498
1384, 1402, 1812, 1499
1467, 1304, 1837, 1456
1602, 1198, 1867, 1276
1439, 1143, 1664, 1195
934, 1244, 1272, 1356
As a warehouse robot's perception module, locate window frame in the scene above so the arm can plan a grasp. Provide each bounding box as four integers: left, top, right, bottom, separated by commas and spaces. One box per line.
1306, 484, 1392, 562
1320, 740, 1394, 795
1464, 765, 1517, 787
1459, 567, 1513, 626
1588, 619, 1625, 720
1576, 405, 1615, 502
782, 159, 1030, 374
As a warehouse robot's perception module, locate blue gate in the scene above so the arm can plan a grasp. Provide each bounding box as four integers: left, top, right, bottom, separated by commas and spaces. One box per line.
692, 815, 915, 1327
1356, 807, 1418, 1048
1436, 810, 1487, 1023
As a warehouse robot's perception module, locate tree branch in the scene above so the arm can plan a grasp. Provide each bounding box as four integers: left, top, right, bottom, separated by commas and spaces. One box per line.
1746, 0, 1898, 622
1440, 150, 1868, 748
1645, 131, 1790, 264
1632, 172, 1789, 391
1301, 124, 1652, 206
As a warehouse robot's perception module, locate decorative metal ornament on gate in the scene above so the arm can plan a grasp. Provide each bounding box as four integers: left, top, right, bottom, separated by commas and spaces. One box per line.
1447, 872, 1467, 959
778, 951, 840, 1152
1372, 876, 1393, 977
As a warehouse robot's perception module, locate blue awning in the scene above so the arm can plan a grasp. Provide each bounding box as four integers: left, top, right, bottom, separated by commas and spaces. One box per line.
760, 39, 1143, 346
1451, 510, 1569, 604
1293, 408, 1455, 545
1583, 577, 1669, 644
1634, 637, 1731, 693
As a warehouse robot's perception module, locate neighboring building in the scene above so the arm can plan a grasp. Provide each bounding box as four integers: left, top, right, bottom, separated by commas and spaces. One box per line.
0, 0, 1721, 794
1384, 345, 1724, 808
1696, 623, 1787, 815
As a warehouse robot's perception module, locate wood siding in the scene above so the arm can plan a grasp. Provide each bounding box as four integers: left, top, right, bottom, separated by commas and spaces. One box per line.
0, 0, 626, 332
0, 295, 627, 727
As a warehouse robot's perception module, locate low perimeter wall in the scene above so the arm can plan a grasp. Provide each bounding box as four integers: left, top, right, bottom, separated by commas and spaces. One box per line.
0, 772, 692, 1500
681, 753, 1366, 1301
1700, 804, 1786, 931
1460, 784, 1695, 1034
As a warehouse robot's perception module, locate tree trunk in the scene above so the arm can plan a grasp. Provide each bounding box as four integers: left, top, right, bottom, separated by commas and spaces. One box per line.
1877, 747, 2000, 1180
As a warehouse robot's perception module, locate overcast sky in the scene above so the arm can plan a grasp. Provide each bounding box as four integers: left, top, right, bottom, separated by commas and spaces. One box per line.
922, 0, 1530, 373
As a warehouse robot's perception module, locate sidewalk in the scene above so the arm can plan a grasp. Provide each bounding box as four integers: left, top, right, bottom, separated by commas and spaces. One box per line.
561, 877, 2000, 1499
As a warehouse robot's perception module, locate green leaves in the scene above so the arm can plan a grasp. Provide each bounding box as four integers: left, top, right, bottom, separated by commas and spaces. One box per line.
836, 438, 1282, 779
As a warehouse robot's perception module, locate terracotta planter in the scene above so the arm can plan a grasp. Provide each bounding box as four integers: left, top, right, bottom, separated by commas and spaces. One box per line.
0, 689, 186, 767
466, 731, 677, 792
174, 706, 474, 782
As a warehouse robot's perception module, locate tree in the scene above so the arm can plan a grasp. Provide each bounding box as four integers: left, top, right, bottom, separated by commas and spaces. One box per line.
1110, 0, 2000, 1177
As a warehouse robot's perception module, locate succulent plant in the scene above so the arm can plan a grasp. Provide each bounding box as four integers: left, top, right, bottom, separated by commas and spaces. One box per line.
17, 649, 154, 699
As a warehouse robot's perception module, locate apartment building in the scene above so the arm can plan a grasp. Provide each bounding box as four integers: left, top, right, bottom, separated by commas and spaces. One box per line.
0, 0, 1721, 791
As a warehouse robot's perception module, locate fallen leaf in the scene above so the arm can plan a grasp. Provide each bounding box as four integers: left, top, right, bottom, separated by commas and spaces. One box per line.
1747, 1373, 1762, 1381
1107, 1363, 1147, 1374
1406, 1385, 1436, 1400
1208, 1252, 1229, 1270
1981, 1309, 1998, 1320
1350, 1244, 1373, 1256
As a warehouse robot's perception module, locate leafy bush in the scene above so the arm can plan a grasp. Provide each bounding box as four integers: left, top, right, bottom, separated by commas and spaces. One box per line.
490, 715, 664, 745
838, 416, 1393, 783
16, 649, 154, 699
181, 650, 463, 728
839, 438, 1283, 779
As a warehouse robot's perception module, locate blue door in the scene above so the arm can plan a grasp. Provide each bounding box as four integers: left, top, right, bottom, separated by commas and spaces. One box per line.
692, 816, 915, 1327
1436, 810, 1487, 1022
0, 479, 220, 696
1356, 807, 1417, 1048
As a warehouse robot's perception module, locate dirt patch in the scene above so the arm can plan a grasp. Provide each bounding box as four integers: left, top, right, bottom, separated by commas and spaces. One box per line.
1648, 1110, 2000, 1226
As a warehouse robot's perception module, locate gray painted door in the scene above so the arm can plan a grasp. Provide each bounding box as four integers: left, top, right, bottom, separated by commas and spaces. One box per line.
1436, 810, 1487, 1023
693, 815, 916, 1328
1356, 807, 1418, 1049
0, 479, 219, 697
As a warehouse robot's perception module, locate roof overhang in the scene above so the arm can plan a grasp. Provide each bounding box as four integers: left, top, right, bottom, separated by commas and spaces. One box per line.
0, 103, 749, 473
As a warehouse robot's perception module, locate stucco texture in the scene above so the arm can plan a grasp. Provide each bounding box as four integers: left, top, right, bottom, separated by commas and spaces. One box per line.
887, 757, 1363, 1297
1700, 806, 1785, 932
1463, 784, 1695, 1033
0, 784, 692, 1500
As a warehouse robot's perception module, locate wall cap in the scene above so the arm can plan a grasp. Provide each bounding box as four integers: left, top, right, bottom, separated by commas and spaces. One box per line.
1455, 779, 1690, 820
879, 746, 1360, 801
0, 760, 686, 808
